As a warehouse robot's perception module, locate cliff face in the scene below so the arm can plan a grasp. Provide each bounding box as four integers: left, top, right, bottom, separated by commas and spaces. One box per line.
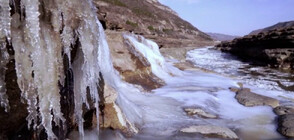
94, 0, 213, 48
216, 26, 294, 70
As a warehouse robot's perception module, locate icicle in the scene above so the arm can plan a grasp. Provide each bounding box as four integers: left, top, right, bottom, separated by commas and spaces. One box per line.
11, 12, 38, 128
0, 41, 9, 112
0, 0, 12, 112
59, 0, 76, 63
20, 0, 65, 139
72, 0, 102, 137
72, 47, 88, 139
41, 0, 66, 86
0, 0, 12, 41
39, 23, 65, 130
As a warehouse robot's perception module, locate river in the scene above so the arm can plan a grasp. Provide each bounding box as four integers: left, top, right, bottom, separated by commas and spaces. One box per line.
92, 45, 294, 140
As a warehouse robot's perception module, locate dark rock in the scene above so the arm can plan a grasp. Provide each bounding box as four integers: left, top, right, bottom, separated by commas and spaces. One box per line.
216, 27, 294, 70
277, 114, 294, 137
274, 106, 294, 115
249, 21, 294, 35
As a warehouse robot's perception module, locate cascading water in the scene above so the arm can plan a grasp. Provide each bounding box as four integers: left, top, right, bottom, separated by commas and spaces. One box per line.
100, 35, 294, 140
123, 34, 182, 81
1, 0, 294, 139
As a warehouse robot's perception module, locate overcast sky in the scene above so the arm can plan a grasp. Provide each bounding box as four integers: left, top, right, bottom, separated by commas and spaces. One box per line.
159, 0, 294, 36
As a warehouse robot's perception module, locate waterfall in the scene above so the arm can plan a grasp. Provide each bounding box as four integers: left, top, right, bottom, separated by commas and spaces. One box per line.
123, 34, 183, 81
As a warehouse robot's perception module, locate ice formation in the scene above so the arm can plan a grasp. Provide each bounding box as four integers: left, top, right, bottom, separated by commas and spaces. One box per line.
0, 0, 11, 112
1, 0, 111, 139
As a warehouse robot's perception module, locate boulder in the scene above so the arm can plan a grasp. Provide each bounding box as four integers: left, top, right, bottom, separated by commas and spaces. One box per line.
235, 88, 279, 108
180, 125, 238, 139
184, 108, 217, 119
277, 114, 294, 137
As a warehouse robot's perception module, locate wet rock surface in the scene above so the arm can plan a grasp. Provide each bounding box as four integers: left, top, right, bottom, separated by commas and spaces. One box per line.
216, 27, 294, 70
277, 114, 294, 137
100, 83, 138, 135
184, 108, 217, 119
180, 125, 238, 139
274, 106, 294, 115
235, 88, 279, 108
0, 57, 29, 139
106, 30, 164, 91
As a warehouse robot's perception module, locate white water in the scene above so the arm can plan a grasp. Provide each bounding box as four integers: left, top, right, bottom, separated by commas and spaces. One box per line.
187, 47, 294, 104
187, 47, 294, 92
123, 34, 182, 81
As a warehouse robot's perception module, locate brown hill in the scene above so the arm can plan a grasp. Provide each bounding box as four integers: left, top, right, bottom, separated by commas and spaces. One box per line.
94, 0, 213, 48
249, 21, 294, 35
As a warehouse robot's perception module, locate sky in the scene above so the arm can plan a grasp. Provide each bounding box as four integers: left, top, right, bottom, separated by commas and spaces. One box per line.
159, 0, 294, 36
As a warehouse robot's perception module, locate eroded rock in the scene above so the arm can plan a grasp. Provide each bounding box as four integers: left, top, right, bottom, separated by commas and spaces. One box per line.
235, 88, 279, 108
180, 125, 238, 139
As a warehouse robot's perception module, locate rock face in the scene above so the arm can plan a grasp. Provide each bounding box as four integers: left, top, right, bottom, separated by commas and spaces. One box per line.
180, 125, 238, 139
235, 88, 279, 108
0, 54, 29, 139
106, 30, 164, 91
216, 27, 294, 70
94, 0, 213, 48
100, 83, 138, 135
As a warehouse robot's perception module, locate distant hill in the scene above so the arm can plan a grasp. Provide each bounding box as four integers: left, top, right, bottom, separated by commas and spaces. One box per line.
206, 32, 240, 41
249, 21, 294, 35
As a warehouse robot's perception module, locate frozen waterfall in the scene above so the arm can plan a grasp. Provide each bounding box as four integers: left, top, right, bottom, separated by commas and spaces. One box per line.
0, 0, 116, 139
